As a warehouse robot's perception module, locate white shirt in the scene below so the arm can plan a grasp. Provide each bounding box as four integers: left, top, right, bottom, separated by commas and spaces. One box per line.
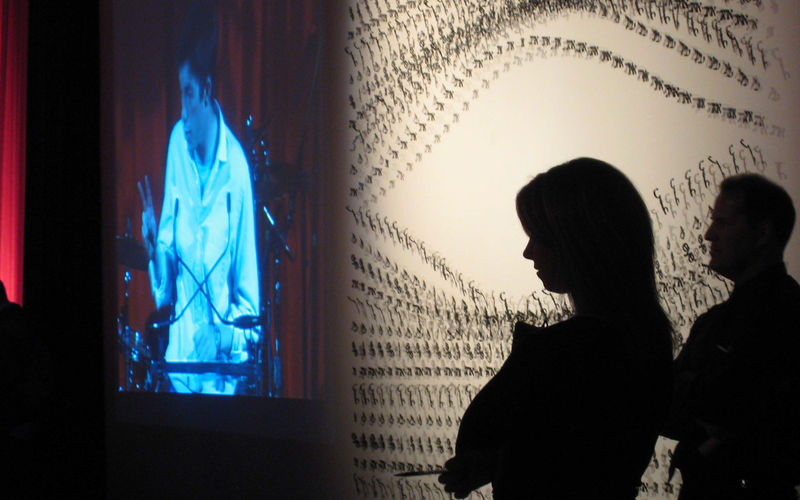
149, 104, 259, 392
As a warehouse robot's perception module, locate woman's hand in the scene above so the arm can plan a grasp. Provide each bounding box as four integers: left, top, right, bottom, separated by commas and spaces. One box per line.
438, 452, 492, 498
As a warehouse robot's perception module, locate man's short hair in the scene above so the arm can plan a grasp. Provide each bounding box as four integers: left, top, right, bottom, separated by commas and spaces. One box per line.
720, 173, 796, 250
177, 0, 218, 95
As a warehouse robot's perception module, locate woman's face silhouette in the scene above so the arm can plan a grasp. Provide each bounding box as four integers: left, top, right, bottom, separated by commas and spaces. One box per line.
522, 230, 568, 293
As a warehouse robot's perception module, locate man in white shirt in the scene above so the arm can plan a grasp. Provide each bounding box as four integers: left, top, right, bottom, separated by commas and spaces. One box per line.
139, 0, 259, 394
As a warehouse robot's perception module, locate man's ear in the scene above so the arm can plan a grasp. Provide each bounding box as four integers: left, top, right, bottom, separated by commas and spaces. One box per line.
755, 219, 775, 248
202, 76, 213, 103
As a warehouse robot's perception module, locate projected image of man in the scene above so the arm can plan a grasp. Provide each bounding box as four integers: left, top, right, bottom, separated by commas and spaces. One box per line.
139, 0, 259, 394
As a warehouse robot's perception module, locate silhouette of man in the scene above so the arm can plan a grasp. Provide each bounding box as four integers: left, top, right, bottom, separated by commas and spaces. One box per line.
663, 174, 800, 499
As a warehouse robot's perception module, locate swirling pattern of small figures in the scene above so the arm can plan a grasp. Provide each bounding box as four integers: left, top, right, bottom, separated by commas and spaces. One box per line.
344, 1, 789, 498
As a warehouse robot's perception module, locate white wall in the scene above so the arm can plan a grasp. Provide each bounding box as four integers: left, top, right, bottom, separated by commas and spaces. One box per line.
340, 1, 800, 498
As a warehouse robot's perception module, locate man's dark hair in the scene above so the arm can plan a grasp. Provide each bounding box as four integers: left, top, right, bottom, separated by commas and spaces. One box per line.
177, 0, 218, 96
720, 173, 796, 250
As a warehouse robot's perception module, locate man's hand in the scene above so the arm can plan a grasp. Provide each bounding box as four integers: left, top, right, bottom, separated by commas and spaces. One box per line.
192, 323, 234, 362
438, 452, 492, 498
137, 175, 157, 262
696, 419, 726, 457
192, 324, 218, 361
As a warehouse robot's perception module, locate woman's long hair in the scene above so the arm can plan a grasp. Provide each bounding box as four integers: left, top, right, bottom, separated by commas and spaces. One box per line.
516, 158, 672, 351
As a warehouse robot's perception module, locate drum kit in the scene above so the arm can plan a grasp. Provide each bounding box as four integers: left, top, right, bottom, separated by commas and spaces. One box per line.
116, 117, 302, 396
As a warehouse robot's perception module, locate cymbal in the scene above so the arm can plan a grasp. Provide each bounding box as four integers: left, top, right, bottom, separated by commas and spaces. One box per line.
116, 235, 149, 271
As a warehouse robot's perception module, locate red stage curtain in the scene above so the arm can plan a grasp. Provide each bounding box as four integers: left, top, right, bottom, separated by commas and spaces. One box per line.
112, 0, 325, 398
0, 0, 27, 305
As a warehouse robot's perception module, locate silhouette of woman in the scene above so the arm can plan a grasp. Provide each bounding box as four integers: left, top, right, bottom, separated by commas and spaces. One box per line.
439, 158, 673, 499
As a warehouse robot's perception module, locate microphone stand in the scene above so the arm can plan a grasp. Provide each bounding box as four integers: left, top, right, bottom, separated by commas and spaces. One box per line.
263, 205, 292, 397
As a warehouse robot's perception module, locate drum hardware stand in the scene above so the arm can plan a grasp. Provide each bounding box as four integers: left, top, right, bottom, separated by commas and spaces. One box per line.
117, 264, 136, 391
115, 218, 151, 391
246, 116, 300, 397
